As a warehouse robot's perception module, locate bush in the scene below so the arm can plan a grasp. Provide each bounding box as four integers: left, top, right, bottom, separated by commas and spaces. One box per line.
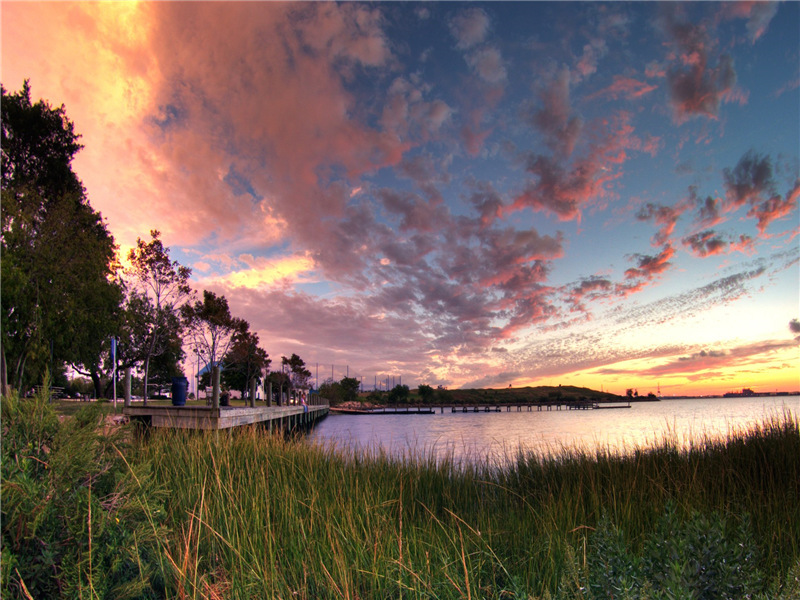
1, 382, 168, 599
572, 503, 764, 599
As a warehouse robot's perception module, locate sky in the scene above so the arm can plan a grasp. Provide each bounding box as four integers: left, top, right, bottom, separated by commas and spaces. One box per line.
2, 1, 799, 396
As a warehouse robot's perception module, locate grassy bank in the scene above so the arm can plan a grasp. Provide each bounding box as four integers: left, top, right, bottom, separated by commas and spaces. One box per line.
2, 387, 799, 599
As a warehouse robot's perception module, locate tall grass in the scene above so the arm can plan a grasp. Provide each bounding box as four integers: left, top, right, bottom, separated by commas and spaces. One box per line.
134, 411, 799, 599
3, 389, 798, 599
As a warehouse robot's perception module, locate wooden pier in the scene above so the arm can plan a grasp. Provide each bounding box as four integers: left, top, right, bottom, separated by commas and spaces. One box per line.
434, 399, 631, 413
324, 399, 632, 417
330, 406, 434, 415
123, 404, 329, 432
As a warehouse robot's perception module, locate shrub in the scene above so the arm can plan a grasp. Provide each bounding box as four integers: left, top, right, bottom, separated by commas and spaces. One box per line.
574, 503, 764, 599
1, 382, 168, 599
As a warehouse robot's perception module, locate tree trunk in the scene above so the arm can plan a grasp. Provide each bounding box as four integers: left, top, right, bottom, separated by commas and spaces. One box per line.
91, 368, 101, 399
249, 378, 256, 408
124, 367, 132, 407
212, 365, 220, 409
267, 380, 272, 407
142, 355, 151, 405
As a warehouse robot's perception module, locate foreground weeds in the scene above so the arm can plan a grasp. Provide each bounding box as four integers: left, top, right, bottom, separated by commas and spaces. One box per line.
2, 388, 798, 599
1, 384, 169, 598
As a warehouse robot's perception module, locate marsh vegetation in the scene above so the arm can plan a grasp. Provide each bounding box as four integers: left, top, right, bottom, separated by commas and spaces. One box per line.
2, 385, 798, 599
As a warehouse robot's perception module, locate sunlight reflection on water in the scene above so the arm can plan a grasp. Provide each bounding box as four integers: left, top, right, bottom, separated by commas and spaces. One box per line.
308, 396, 799, 466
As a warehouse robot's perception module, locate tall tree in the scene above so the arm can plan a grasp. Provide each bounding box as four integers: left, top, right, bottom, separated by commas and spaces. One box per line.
181, 290, 246, 381
125, 230, 192, 402
281, 353, 312, 390
417, 384, 435, 404
222, 327, 270, 399
1, 81, 121, 395
339, 376, 361, 403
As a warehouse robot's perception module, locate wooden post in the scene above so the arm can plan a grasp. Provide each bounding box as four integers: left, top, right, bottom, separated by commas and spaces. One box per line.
249, 378, 256, 408
212, 365, 220, 409
267, 380, 272, 407
124, 368, 132, 407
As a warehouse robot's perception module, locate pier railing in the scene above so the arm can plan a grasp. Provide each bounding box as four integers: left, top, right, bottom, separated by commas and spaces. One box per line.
123, 404, 329, 432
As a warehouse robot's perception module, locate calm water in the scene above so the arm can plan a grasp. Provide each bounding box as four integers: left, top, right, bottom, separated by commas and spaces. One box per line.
309, 396, 799, 465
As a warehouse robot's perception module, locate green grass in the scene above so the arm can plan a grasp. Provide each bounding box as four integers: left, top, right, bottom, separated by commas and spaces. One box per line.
134, 412, 799, 599
49, 398, 120, 417
3, 384, 799, 599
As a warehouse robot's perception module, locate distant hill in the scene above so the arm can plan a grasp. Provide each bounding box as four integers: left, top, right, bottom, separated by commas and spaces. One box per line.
444, 385, 623, 405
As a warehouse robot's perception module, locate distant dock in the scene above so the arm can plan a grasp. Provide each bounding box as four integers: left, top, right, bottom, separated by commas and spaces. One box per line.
123, 404, 329, 432
328, 400, 632, 415
331, 406, 434, 415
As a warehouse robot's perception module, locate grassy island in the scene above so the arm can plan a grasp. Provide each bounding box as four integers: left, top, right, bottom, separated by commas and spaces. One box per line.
2, 388, 798, 599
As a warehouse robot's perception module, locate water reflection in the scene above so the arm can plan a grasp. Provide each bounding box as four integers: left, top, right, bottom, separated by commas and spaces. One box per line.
309, 396, 798, 466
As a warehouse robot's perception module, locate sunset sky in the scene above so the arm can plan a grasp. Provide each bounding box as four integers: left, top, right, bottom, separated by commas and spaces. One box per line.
3, 1, 798, 396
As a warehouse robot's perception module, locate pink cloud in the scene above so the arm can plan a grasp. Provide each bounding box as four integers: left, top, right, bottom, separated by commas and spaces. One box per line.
564, 276, 614, 314
720, 1, 779, 43
530, 66, 582, 157
635, 338, 797, 378
465, 46, 507, 84
589, 75, 658, 101
448, 8, 490, 50
622, 244, 676, 288
723, 151, 799, 235
748, 179, 800, 236
658, 5, 740, 122
682, 230, 730, 257
636, 201, 693, 247
511, 111, 641, 221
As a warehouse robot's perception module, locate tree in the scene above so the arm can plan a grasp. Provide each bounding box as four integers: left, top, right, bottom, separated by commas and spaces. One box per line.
319, 376, 360, 405
266, 370, 291, 405
181, 290, 246, 384
281, 353, 312, 390
418, 384, 435, 404
1, 81, 122, 395
222, 327, 270, 399
339, 376, 361, 403
318, 379, 342, 404
126, 230, 192, 401
146, 327, 186, 389
388, 384, 410, 405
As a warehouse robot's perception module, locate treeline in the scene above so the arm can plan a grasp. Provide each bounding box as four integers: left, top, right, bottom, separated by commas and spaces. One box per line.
1, 81, 310, 402
319, 382, 621, 406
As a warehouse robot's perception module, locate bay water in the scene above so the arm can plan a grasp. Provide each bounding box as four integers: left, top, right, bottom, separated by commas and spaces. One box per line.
309, 396, 799, 465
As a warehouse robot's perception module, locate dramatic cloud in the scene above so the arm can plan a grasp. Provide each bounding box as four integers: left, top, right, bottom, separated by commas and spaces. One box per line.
682, 230, 728, 257
723, 151, 800, 234
691, 186, 726, 228
636, 201, 692, 246
682, 231, 755, 258
512, 111, 640, 221
4, 2, 796, 392
659, 4, 740, 122
632, 338, 799, 378
529, 67, 582, 157
790, 318, 800, 337
622, 244, 675, 290
564, 276, 614, 314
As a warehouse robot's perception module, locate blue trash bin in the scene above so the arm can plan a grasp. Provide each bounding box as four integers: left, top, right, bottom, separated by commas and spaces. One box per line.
171, 376, 188, 406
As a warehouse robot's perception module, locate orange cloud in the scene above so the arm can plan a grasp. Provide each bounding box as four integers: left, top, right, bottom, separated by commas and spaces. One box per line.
200, 253, 316, 290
